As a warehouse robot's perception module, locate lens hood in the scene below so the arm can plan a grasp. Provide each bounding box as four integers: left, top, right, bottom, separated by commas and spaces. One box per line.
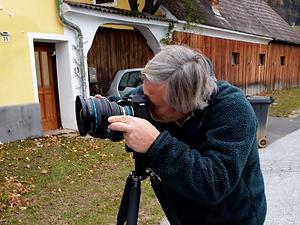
75, 95, 90, 136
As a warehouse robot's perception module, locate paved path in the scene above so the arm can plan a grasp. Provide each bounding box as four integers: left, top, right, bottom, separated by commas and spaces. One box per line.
259, 129, 300, 225
267, 116, 300, 144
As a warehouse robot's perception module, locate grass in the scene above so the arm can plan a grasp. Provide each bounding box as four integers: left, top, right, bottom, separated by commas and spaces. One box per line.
0, 135, 164, 225
2, 87, 300, 224
260, 87, 300, 117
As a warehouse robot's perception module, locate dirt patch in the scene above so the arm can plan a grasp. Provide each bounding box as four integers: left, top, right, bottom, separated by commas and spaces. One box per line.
288, 108, 300, 118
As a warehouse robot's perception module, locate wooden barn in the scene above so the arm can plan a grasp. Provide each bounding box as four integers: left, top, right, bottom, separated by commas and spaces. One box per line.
162, 0, 300, 94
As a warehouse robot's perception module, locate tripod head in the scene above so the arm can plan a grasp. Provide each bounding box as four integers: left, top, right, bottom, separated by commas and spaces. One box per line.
126, 146, 150, 181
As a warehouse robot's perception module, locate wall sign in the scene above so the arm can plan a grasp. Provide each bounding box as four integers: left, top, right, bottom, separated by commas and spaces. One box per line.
0, 31, 9, 42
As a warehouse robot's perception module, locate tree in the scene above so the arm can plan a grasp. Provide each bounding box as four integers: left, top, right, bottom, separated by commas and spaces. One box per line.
266, 0, 300, 25
142, 0, 164, 14
128, 0, 139, 12
128, 0, 165, 14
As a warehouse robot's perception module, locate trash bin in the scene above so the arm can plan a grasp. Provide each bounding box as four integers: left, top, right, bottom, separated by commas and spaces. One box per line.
247, 96, 275, 148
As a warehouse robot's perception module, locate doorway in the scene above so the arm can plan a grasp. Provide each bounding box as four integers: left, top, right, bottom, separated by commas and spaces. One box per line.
34, 42, 60, 131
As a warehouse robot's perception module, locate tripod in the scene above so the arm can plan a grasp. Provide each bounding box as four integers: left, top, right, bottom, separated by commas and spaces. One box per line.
116, 149, 181, 225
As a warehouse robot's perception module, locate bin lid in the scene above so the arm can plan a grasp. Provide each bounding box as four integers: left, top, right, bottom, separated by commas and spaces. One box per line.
246, 96, 275, 104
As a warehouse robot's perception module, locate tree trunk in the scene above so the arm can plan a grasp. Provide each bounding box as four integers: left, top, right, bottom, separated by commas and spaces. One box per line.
128, 0, 139, 12
142, 0, 163, 14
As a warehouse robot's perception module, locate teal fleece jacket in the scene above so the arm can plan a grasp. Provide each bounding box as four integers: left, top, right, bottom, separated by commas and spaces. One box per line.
143, 81, 267, 225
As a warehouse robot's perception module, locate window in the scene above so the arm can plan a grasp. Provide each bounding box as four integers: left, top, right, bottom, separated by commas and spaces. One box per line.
232, 52, 239, 65
118, 71, 142, 91
41, 52, 50, 88
127, 71, 142, 87
280, 56, 286, 66
259, 54, 265, 65
118, 73, 129, 91
88, 67, 97, 84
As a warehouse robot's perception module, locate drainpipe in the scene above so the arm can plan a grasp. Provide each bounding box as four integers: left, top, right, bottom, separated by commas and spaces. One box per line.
57, 0, 87, 97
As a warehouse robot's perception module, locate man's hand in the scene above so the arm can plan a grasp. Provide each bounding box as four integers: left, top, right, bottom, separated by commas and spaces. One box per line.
108, 116, 160, 153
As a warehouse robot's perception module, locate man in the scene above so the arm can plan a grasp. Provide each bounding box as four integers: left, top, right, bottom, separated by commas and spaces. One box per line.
108, 45, 267, 225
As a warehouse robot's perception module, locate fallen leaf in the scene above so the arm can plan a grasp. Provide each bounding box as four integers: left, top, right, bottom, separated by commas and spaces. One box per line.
41, 170, 48, 174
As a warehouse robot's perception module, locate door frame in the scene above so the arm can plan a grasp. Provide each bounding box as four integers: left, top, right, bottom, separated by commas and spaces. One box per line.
28, 33, 69, 130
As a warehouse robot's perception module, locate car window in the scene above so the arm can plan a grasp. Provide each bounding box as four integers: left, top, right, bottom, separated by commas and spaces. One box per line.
127, 71, 142, 87
119, 73, 129, 91
118, 71, 142, 91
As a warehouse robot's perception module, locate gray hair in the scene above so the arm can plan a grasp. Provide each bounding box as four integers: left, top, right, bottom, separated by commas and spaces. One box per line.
142, 45, 218, 112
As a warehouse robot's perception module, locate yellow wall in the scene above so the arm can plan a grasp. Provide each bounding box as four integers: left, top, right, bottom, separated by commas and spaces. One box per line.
0, 0, 63, 106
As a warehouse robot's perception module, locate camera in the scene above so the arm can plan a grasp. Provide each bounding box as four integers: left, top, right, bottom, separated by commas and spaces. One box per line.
75, 94, 149, 141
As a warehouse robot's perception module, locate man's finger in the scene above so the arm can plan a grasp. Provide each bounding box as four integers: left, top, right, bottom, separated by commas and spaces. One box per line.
94, 94, 105, 99
108, 122, 129, 132
108, 115, 133, 123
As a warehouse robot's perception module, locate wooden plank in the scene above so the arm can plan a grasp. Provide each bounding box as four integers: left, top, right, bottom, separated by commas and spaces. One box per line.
87, 27, 154, 95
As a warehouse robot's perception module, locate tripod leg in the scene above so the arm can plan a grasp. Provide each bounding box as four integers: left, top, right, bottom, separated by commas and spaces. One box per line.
150, 175, 182, 225
116, 174, 142, 225
126, 178, 141, 225
117, 176, 133, 225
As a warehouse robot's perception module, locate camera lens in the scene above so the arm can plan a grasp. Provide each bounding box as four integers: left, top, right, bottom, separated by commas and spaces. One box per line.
75, 96, 90, 136
75, 96, 133, 139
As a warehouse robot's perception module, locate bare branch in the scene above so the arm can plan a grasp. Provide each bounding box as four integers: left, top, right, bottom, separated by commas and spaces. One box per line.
142, 0, 164, 14
128, 0, 139, 12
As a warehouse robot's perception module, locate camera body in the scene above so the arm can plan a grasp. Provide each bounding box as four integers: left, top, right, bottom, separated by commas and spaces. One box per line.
75, 94, 149, 141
